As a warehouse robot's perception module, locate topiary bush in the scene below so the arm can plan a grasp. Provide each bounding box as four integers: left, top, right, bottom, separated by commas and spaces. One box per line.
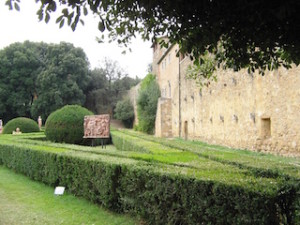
45, 105, 93, 144
2, 117, 40, 134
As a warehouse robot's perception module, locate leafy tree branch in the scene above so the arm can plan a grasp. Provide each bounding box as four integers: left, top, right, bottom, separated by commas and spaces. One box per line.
4, 0, 300, 74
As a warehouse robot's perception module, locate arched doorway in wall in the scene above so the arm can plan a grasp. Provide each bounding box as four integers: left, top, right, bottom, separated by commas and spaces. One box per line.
184, 121, 188, 140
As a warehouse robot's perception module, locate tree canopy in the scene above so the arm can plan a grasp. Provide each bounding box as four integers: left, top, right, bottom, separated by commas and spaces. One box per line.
84, 58, 140, 115
5, 0, 300, 73
0, 41, 89, 122
0, 41, 46, 121
0, 41, 139, 123
30, 42, 90, 120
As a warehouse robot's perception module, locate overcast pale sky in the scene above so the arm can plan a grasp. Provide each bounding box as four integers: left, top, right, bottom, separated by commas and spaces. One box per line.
0, 2, 152, 78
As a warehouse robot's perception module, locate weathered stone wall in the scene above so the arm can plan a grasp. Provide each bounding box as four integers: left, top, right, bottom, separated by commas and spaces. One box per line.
152, 37, 170, 79
152, 42, 300, 156
155, 98, 172, 138
153, 43, 181, 137
178, 58, 300, 156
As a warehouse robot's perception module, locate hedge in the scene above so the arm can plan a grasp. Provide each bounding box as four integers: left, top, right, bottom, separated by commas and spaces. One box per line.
2, 117, 40, 134
118, 167, 298, 225
115, 129, 300, 180
0, 135, 299, 224
45, 105, 93, 144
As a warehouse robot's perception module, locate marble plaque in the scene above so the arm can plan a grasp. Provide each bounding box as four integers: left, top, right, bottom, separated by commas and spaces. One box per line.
83, 114, 110, 138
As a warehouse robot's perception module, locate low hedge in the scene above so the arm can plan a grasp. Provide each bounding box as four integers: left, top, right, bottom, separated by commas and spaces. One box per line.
119, 167, 299, 225
0, 144, 121, 210
115, 129, 300, 180
2, 117, 40, 134
0, 138, 299, 224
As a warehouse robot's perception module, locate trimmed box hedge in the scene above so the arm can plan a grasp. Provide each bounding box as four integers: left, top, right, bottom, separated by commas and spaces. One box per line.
45, 105, 93, 144
2, 117, 40, 134
115, 129, 300, 180
0, 133, 299, 224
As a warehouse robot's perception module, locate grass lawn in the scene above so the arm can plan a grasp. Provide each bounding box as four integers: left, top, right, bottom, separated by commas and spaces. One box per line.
0, 166, 140, 225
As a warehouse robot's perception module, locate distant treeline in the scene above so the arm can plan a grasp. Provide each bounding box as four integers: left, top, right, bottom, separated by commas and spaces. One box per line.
0, 41, 140, 123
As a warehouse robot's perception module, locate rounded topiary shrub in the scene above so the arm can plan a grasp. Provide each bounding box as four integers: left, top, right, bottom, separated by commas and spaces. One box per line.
45, 105, 93, 144
2, 117, 40, 134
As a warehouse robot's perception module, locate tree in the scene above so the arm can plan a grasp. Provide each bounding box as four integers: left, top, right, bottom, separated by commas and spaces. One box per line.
0, 41, 45, 122
31, 42, 89, 120
84, 68, 108, 113
5, 0, 300, 74
137, 74, 160, 134
84, 58, 140, 115
0, 41, 90, 122
114, 98, 134, 128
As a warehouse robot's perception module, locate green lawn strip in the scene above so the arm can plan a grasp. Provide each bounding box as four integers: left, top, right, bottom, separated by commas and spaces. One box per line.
117, 129, 300, 179
0, 166, 140, 225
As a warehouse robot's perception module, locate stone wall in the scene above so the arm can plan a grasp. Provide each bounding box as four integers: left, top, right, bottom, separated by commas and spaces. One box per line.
178, 59, 300, 156
155, 98, 172, 138
152, 42, 300, 156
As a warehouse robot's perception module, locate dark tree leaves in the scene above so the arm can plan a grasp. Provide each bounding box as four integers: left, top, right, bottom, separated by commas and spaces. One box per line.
0, 41, 90, 122
4, 0, 300, 73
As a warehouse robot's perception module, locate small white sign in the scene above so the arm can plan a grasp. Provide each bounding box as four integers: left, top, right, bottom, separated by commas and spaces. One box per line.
54, 186, 65, 195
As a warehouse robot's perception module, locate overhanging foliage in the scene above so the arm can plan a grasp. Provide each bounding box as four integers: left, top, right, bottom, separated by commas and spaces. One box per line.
5, 0, 300, 73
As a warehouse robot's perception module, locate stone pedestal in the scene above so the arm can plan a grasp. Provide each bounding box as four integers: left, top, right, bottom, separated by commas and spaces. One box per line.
0, 119, 2, 134
38, 116, 42, 130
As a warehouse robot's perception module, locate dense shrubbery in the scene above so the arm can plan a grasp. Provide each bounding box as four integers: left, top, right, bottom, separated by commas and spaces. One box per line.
116, 129, 300, 180
136, 74, 160, 134
114, 98, 134, 128
45, 105, 93, 144
0, 140, 298, 225
2, 117, 39, 134
0, 132, 299, 225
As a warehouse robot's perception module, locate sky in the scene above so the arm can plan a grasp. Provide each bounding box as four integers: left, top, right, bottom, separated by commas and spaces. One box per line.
0, 2, 153, 78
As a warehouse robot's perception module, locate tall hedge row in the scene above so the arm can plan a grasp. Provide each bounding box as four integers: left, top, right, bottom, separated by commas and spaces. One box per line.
0, 142, 299, 224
